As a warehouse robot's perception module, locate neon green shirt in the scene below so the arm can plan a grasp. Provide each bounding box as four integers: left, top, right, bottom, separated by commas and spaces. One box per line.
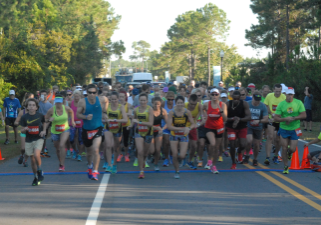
318, 133, 321, 140
275, 98, 305, 131
261, 96, 266, 103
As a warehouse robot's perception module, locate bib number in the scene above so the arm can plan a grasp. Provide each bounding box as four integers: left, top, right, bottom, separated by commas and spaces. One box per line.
250, 120, 259, 127
75, 120, 81, 125
138, 125, 148, 133
295, 128, 302, 137
217, 128, 224, 134
8, 112, 14, 117
272, 105, 277, 111
109, 121, 119, 130
174, 130, 185, 136
87, 129, 98, 140
153, 124, 160, 133
227, 132, 236, 141
55, 124, 65, 132
28, 126, 39, 135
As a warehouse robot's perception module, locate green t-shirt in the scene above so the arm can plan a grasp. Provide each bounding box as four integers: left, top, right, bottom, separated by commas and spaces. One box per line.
318, 133, 321, 140
261, 97, 266, 103
275, 98, 305, 130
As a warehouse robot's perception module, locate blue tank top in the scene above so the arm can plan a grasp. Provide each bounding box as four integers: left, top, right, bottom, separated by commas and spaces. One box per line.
162, 101, 176, 127
83, 96, 103, 130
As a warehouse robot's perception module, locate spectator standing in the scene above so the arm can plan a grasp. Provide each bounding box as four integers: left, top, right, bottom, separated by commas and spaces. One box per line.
304, 87, 313, 132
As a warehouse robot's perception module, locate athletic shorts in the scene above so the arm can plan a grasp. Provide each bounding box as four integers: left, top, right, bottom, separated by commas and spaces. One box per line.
122, 127, 130, 147
226, 127, 248, 140
163, 128, 170, 135
277, 127, 299, 141
306, 109, 312, 122
153, 131, 163, 138
69, 127, 83, 145
25, 139, 44, 156
269, 122, 280, 131
5, 117, 17, 127
51, 129, 70, 141
169, 135, 189, 142
204, 127, 223, 138
82, 127, 104, 147
134, 133, 153, 144
247, 128, 263, 140
188, 128, 198, 141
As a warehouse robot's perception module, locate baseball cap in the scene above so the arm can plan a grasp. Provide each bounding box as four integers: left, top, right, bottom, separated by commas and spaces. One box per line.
132, 89, 139, 95
228, 86, 235, 92
253, 94, 262, 101
163, 87, 169, 93
9, 90, 15, 95
219, 81, 223, 84
76, 86, 82, 90
286, 87, 295, 94
169, 86, 177, 94
248, 83, 255, 88
210, 88, 220, 94
221, 93, 227, 98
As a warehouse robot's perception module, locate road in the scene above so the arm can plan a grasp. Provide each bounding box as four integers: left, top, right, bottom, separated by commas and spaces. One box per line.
0, 138, 321, 225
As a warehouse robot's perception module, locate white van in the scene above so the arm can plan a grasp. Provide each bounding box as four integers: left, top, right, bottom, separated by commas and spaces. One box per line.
132, 73, 153, 83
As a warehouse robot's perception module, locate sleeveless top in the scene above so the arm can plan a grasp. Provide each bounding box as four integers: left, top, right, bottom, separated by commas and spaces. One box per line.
170, 108, 189, 136
153, 108, 164, 132
107, 104, 122, 133
185, 102, 199, 127
226, 100, 247, 129
205, 101, 224, 131
70, 100, 83, 128
122, 103, 130, 127
51, 105, 70, 134
83, 96, 103, 130
136, 106, 153, 136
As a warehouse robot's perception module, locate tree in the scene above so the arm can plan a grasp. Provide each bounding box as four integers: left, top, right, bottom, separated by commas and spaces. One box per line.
130, 41, 151, 71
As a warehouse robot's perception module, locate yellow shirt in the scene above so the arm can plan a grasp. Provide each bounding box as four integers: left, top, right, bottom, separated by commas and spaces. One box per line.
185, 102, 199, 127
264, 93, 286, 118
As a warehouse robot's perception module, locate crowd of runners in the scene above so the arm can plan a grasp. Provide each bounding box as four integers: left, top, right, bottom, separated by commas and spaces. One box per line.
4, 80, 321, 186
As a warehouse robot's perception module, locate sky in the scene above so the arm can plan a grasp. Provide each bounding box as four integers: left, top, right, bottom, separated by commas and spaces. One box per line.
107, 0, 269, 61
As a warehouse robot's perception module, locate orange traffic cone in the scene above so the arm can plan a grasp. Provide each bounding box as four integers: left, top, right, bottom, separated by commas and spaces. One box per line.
300, 146, 311, 169
0, 148, 5, 160
289, 147, 300, 170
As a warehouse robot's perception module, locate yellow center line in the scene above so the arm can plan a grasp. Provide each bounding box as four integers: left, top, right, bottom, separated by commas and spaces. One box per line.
243, 163, 321, 212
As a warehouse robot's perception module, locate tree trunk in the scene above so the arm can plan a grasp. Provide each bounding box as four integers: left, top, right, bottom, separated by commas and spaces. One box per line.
286, 3, 290, 71
207, 47, 211, 85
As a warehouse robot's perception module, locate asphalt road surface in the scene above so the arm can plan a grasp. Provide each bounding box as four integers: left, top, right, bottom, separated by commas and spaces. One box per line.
1, 138, 321, 225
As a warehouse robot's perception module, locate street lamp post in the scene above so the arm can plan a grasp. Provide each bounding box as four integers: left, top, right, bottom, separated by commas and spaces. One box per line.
220, 50, 224, 82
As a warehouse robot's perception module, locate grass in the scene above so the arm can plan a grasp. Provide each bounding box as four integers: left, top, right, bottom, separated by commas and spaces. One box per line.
0, 126, 22, 164
300, 121, 321, 142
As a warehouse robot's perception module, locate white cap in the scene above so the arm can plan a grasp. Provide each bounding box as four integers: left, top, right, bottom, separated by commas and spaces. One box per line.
286, 87, 295, 94
219, 81, 223, 84
210, 88, 220, 94
228, 86, 235, 92
83, 91, 87, 95
221, 93, 227, 98
281, 83, 287, 92
76, 86, 82, 90
9, 90, 15, 95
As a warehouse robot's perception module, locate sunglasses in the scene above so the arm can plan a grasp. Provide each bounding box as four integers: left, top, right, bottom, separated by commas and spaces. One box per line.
88, 91, 96, 95
167, 99, 174, 101
211, 93, 219, 96
240, 94, 246, 96
67, 94, 72, 96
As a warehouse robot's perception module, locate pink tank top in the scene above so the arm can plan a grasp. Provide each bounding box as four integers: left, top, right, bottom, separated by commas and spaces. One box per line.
70, 100, 83, 128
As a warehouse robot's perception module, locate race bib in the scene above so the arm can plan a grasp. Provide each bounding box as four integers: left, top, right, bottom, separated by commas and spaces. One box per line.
153, 124, 160, 132
8, 112, 14, 117
109, 121, 119, 130
295, 128, 302, 137
227, 132, 236, 141
87, 129, 98, 140
75, 120, 82, 125
174, 130, 185, 136
272, 105, 277, 111
138, 125, 148, 133
55, 124, 65, 132
28, 126, 39, 135
217, 128, 224, 134
250, 120, 260, 127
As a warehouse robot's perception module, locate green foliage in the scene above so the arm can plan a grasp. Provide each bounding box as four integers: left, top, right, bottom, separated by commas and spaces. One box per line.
0, 79, 14, 106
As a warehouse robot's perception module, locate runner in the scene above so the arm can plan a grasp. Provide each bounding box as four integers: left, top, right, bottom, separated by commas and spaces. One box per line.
203, 89, 227, 173
219, 91, 229, 160
243, 91, 268, 165
132, 93, 154, 179
3, 90, 21, 144
261, 85, 270, 142
105, 92, 128, 174
151, 96, 168, 171
44, 94, 75, 172
274, 87, 306, 174
226, 90, 251, 169
19, 98, 46, 186
264, 84, 286, 165
167, 96, 195, 179
76, 84, 108, 180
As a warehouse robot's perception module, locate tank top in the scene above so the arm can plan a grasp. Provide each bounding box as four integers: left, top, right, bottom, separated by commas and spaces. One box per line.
205, 101, 224, 132
170, 108, 189, 136
107, 104, 122, 133
136, 106, 153, 136
153, 108, 164, 132
122, 103, 130, 127
70, 100, 83, 128
83, 97, 103, 130
226, 100, 247, 129
185, 102, 199, 127
51, 105, 70, 134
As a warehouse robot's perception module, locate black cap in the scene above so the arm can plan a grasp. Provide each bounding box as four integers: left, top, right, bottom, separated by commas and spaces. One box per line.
253, 94, 262, 101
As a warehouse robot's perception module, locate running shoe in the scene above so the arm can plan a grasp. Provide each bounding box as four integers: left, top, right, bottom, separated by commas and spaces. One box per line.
77, 155, 82, 161
252, 159, 258, 166
138, 171, 145, 179
242, 156, 249, 164
287, 150, 293, 160
44, 148, 48, 154
87, 168, 93, 179
249, 149, 253, 155
4, 139, 9, 145
37, 170, 44, 181
186, 162, 197, 170
81, 152, 86, 156
91, 172, 99, 181
105, 166, 112, 172
18, 155, 24, 164
264, 159, 270, 166
154, 164, 160, 171
133, 158, 138, 166
197, 161, 203, 167
179, 158, 186, 168
102, 162, 108, 169
211, 165, 219, 174
283, 166, 289, 174
32, 177, 40, 186
223, 151, 230, 157
66, 150, 71, 159
145, 161, 150, 168
169, 155, 173, 164
72, 150, 77, 159
174, 172, 180, 179
125, 154, 130, 162
230, 163, 237, 169
272, 156, 279, 164
111, 165, 117, 174
237, 153, 243, 163
59, 165, 65, 172
218, 156, 223, 162
204, 163, 211, 170
278, 156, 283, 162
23, 161, 28, 167
117, 154, 123, 162
163, 158, 169, 167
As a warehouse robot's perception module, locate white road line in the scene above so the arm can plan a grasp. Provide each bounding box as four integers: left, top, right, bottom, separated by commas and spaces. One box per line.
86, 174, 110, 225
298, 139, 321, 148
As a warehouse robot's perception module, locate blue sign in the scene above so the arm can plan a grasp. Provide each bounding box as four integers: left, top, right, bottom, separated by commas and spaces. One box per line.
213, 66, 221, 86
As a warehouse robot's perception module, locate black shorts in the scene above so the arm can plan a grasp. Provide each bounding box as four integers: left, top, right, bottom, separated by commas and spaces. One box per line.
269, 122, 280, 131
204, 127, 223, 138
263, 123, 268, 129
5, 117, 17, 127
122, 127, 130, 147
198, 125, 209, 144
306, 109, 312, 122
247, 128, 263, 140
82, 126, 104, 148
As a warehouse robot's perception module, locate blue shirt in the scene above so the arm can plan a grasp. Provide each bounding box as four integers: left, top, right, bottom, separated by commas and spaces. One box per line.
3, 97, 21, 118
304, 94, 313, 110
245, 96, 252, 102
83, 97, 103, 130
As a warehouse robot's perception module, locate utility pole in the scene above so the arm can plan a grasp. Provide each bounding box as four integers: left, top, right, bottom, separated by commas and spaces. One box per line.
286, 3, 289, 71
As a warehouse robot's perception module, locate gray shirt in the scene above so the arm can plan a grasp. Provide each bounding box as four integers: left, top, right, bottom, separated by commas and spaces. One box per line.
38, 101, 53, 116
247, 101, 268, 130
133, 93, 154, 107
304, 94, 313, 110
